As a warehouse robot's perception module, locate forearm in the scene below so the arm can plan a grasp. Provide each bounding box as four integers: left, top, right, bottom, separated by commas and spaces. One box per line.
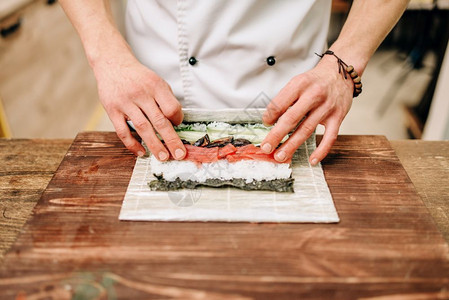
60, 0, 185, 159
58, 0, 134, 69
328, 0, 410, 75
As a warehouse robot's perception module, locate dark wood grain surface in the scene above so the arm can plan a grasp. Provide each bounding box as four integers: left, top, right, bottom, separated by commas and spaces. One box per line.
0, 133, 448, 299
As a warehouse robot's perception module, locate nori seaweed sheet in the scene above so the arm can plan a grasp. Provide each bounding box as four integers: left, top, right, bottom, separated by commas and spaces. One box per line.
149, 175, 294, 193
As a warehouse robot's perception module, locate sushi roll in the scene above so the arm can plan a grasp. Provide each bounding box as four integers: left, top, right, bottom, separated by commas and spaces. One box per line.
149, 122, 294, 192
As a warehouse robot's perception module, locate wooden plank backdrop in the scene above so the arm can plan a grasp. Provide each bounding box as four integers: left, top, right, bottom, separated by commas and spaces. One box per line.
0, 132, 448, 299
391, 140, 449, 243
0, 139, 71, 259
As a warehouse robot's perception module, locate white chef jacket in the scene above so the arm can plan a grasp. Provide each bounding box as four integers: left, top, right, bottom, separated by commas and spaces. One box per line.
125, 0, 331, 109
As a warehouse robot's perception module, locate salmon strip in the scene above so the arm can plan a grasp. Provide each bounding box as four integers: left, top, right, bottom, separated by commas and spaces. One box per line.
218, 143, 237, 159
178, 144, 290, 164
183, 144, 219, 163
226, 145, 284, 164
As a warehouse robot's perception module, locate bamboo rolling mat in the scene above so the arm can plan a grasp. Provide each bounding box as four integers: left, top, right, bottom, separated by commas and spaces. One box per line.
120, 109, 338, 223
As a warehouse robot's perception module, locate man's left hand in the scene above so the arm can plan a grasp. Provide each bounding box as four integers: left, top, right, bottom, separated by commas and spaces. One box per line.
260, 55, 354, 165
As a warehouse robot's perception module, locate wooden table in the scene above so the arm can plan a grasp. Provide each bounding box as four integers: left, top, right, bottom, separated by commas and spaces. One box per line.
0, 133, 448, 299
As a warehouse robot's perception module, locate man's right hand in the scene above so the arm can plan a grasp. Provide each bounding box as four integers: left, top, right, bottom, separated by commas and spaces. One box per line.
93, 56, 186, 161
58, 0, 185, 161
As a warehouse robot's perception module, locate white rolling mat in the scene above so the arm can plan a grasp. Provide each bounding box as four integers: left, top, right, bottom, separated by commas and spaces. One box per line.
119, 109, 339, 223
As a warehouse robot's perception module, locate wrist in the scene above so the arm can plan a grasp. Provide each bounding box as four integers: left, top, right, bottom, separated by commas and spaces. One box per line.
81, 23, 135, 71
316, 50, 363, 98
327, 42, 370, 76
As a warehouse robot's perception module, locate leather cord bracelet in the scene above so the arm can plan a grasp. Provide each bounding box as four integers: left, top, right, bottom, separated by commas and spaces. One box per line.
315, 50, 362, 98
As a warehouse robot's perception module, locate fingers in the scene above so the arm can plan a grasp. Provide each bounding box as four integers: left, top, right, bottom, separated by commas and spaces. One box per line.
126, 107, 172, 161
309, 119, 339, 165
112, 100, 185, 161
272, 108, 328, 163
263, 75, 309, 125
138, 98, 186, 160
261, 95, 315, 154
154, 82, 184, 126
110, 112, 146, 157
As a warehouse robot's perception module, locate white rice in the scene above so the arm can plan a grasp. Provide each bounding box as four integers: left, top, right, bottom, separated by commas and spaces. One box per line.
150, 155, 292, 183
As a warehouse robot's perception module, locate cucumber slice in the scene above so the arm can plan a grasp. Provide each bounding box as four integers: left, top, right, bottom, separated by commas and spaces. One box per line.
173, 122, 287, 144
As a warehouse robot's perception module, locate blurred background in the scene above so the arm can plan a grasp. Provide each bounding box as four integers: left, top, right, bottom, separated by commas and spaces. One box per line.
1, 0, 448, 140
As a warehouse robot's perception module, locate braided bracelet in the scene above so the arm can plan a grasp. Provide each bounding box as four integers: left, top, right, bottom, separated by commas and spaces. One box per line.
315, 50, 362, 98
